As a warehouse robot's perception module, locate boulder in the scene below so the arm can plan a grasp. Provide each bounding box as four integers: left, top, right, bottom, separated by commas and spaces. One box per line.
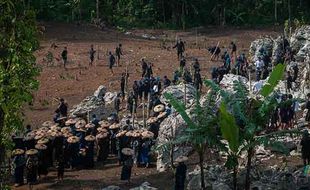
101, 186, 121, 190
212, 182, 231, 190
156, 113, 192, 172
94, 85, 107, 99
160, 83, 197, 108
249, 36, 274, 63
290, 25, 310, 61
70, 86, 117, 120
220, 74, 248, 92
187, 165, 231, 190
129, 182, 158, 190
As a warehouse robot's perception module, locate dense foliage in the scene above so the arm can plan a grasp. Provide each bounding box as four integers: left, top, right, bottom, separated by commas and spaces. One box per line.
0, 0, 40, 161
28, 0, 310, 28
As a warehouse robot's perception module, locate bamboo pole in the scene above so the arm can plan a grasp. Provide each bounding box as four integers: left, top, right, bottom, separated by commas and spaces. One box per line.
210, 41, 220, 61
132, 100, 135, 128
147, 93, 150, 118
125, 61, 129, 94
184, 83, 187, 107
142, 93, 146, 128
97, 45, 99, 60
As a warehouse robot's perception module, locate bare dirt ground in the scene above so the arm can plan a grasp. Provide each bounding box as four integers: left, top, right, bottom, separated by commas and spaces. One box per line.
15, 23, 288, 189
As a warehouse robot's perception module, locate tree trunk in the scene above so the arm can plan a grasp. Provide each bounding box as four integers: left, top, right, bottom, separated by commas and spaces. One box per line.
245, 147, 253, 190
0, 107, 5, 167
233, 165, 237, 190
96, 0, 99, 20
198, 150, 206, 190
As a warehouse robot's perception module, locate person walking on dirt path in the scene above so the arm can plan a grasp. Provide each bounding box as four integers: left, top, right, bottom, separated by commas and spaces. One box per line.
108, 51, 116, 74
61, 47, 68, 68
230, 41, 237, 63
173, 39, 185, 60
141, 58, 148, 77
115, 44, 123, 66
89, 44, 96, 66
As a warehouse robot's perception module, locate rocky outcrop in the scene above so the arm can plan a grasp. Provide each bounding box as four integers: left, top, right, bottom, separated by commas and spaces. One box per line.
160, 83, 197, 108
129, 182, 158, 190
187, 164, 310, 190
101, 186, 121, 190
156, 113, 192, 172
249, 36, 274, 63
70, 86, 117, 120
101, 182, 157, 190
290, 25, 310, 61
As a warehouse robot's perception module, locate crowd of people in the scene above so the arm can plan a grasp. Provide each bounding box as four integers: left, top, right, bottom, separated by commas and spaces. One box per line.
10, 36, 310, 190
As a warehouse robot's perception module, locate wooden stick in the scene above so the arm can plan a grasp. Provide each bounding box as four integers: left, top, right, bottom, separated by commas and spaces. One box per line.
184, 83, 187, 107
147, 93, 150, 118
142, 93, 146, 128
125, 61, 129, 95
210, 41, 220, 61
132, 100, 135, 128
97, 45, 99, 60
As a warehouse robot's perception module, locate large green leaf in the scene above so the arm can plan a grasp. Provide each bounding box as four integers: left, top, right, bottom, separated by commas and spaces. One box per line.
164, 92, 196, 128
219, 102, 240, 153
260, 64, 285, 97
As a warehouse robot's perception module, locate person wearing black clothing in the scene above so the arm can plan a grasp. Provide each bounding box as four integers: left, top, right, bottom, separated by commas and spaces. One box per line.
121, 153, 134, 183
306, 93, 310, 122
120, 73, 126, 98
127, 92, 135, 114
180, 57, 186, 70
173, 39, 185, 60
145, 63, 153, 78
114, 94, 121, 114
56, 154, 65, 181
141, 59, 148, 77
230, 42, 237, 59
286, 71, 293, 92
193, 59, 200, 72
58, 98, 68, 117
292, 64, 299, 82
301, 131, 310, 166
194, 71, 203, 91
175, 159, 187, 190
132, 81, 140, 100
89, 45, 96, 66
211, 68, 218, 83
108, 51, 115, 73
97, 134, 110, 163
12, 151, 25, 187
53, 135, 64, 162
25, 125, 32, 135
61, 47, 68, 68
163, 76, 171, 88
262, 67, 269, 80
115, 44, 123, 66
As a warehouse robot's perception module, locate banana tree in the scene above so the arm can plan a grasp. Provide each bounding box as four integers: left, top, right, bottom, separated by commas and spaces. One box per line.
206, 63, 298, 190
164, 91, 223, 190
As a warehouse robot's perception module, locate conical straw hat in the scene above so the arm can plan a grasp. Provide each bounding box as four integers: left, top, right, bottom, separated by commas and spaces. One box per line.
154, 104, 165, 113
121, 148, 134, 156
26, 149, 38, 155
